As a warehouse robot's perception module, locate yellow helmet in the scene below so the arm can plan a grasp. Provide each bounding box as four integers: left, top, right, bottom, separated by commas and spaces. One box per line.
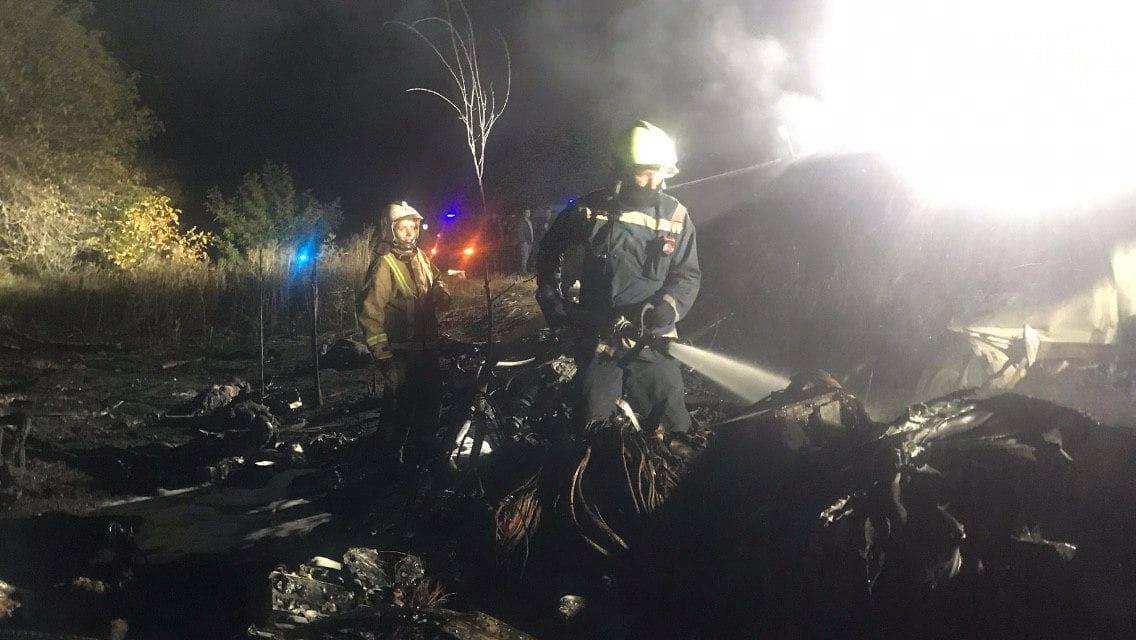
616, 120, 679, 177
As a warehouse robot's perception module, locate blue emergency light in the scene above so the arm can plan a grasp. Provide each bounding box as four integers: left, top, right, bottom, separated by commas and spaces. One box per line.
293, 237, 318, 271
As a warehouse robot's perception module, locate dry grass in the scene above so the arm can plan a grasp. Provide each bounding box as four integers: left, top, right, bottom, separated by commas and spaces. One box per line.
0, 243, 369, 346
0, 234, 529, 347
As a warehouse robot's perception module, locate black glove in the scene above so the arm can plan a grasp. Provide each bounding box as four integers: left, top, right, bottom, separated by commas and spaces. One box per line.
426, 280, 451, 312
536, 283, 570, 328
641, 298, 677, 335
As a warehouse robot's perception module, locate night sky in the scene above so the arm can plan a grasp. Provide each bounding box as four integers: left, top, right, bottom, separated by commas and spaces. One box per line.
90, 0, 823, 232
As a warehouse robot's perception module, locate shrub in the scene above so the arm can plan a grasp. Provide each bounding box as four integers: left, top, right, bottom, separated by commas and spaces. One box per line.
98, 191, 212, 269
0, 0, 155, 272
207, 161, 342, 259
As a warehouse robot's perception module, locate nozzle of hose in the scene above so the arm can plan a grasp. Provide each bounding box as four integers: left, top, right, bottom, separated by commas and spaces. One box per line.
647, 335, 676, 355
612, 317, 635, 339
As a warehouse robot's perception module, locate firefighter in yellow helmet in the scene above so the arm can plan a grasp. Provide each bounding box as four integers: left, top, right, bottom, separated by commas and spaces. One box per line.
536, 121, 700, 433
358, 201, 451, 456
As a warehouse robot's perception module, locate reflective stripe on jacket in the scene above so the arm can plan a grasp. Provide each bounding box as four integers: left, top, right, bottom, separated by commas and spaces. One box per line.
536, 184, 700, 332
358, 249, 441, 355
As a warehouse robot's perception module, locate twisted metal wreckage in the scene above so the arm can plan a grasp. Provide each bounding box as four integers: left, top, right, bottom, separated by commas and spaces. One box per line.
2, 335, 1136, 638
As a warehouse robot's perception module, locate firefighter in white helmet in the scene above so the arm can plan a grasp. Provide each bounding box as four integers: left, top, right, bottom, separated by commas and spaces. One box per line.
536, 121, 700, 433
358, 201, 450, 457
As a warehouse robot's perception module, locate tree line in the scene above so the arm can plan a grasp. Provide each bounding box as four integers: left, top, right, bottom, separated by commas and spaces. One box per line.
0, 0, 341, 273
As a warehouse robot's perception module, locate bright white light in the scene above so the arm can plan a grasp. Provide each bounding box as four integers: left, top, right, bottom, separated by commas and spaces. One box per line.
787, 1, 1136, 211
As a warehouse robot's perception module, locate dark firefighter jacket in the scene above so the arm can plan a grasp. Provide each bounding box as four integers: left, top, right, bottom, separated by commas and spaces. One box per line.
536, 184, 700, 336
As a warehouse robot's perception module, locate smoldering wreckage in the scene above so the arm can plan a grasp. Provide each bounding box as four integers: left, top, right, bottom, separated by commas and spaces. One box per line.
2, 323, 1136, 640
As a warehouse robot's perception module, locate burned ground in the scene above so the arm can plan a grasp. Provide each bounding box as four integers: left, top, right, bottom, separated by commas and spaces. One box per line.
2, 269, 1136, 639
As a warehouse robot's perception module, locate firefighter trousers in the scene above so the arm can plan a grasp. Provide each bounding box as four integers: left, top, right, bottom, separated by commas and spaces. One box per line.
381, 349, 443, 455
573, 345, 692, 433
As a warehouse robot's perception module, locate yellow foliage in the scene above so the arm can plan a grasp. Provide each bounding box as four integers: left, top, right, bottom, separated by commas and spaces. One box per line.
100, 193, 212, 269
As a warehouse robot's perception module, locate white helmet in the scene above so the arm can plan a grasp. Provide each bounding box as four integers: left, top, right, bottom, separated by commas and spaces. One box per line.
386, 201, 423, 225
383, 201, 423, 251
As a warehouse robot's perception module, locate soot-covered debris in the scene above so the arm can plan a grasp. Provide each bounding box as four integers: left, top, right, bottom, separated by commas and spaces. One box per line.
319, 339, 373, 372
180, 377, 251, 416
623, 378, 1136, 638
25, 377, 297, 493
252, 548, 535, 640
5, 328, 1136, 639
0, 578, 19, 621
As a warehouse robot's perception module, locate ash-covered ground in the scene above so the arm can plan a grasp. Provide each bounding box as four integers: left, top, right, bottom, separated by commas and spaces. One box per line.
2, 273, 1136, 640
0, 277, 734, 638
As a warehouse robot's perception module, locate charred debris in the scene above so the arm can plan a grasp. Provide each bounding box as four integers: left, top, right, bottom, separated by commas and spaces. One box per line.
1, 333, 1135, 639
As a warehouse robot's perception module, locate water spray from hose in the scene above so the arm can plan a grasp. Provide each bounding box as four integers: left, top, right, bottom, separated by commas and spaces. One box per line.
666, 342, 790, 403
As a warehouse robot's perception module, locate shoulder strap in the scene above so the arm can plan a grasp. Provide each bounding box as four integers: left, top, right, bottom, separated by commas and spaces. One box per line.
414, 250, 435, 288
670, 202, 688, 225
655, 196, 687, 236
382, 253, 413, 296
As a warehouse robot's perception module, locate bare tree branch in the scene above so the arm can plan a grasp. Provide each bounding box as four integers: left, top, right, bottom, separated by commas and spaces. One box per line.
405, 87, 464, 117
386, 0, 510, 209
